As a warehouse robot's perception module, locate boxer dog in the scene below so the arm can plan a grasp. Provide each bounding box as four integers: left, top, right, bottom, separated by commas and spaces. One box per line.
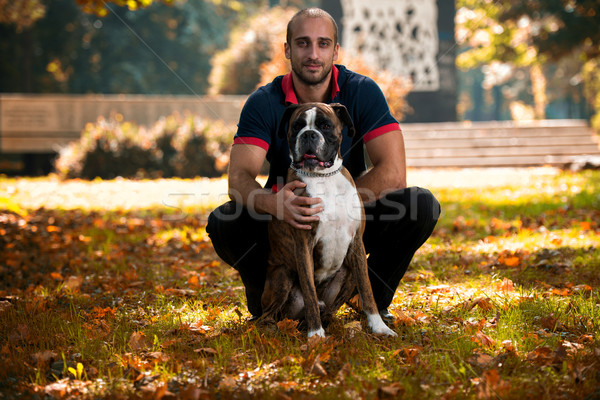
260, 102, 397, 338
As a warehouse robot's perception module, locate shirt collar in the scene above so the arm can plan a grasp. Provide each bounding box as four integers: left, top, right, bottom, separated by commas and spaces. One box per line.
282, 65, 340, 105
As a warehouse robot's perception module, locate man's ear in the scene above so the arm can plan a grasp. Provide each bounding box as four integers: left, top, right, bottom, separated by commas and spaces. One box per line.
330, 103, 355, 137
277, 104, 300, 138
284, 42, 291, 60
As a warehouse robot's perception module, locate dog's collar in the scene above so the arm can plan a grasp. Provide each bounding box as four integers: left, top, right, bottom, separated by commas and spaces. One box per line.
291, 162, 343, 178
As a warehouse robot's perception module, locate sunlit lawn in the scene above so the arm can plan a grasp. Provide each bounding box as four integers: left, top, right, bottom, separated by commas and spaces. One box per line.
0, 168, 599, 399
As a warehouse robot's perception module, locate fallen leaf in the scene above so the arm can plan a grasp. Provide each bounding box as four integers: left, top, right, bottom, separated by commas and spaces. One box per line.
218, 375, 237, 391
467, 352, 494, 368
462, 297, 494, 312
377, 382, 404, 398
277, 318, 300, 336
64, 275, 83, 291
540, 314, 562, 331
471, 331, 495, 348
194, 348, 218, 356
128, 331, 148, 351
31, 350, 58, 367
495, 278, 514, 293
476, 369, 511, 399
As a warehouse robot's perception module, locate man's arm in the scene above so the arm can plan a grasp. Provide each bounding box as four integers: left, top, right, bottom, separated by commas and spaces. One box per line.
228, 144, 323, 229
354, 130, 407, 202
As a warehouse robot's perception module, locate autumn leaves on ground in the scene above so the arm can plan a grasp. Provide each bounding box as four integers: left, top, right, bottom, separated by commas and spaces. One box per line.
1, 168, 599, 399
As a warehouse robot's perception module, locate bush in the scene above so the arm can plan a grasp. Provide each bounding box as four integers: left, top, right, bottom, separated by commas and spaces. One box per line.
208, 6, 298, 95
55, 112, 235, 180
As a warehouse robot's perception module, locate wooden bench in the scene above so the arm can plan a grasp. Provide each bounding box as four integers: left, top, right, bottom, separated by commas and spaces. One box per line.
402, 119, 600, 168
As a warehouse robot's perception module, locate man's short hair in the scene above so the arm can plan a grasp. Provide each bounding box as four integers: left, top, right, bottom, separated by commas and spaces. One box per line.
286, 7, 339, 45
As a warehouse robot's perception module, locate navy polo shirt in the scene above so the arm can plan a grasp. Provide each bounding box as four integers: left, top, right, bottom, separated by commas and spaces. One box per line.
234, 64, 400, 190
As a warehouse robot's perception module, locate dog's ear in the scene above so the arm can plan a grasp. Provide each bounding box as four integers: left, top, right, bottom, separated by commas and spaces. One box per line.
330, 103, 356, 137
277, 104, 300, 139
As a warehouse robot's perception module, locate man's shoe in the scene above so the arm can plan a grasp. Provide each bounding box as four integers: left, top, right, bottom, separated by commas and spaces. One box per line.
379, 309, 396, 323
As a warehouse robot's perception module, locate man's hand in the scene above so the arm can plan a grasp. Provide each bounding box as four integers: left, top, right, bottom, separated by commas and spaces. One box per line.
275, 180, 323, 230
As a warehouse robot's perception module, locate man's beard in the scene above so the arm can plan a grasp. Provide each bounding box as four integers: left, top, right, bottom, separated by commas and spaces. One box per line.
291, 57, 333, 86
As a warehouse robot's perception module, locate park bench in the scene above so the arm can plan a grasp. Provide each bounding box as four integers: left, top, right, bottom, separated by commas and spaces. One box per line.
1, 94, 599, 172
402, 119, 600, 168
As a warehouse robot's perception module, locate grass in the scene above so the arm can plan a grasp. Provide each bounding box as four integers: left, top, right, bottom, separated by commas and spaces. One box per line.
0, 168, 599, 399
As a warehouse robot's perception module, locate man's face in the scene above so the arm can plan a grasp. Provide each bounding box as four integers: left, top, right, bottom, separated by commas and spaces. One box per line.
285, 16, 339, 86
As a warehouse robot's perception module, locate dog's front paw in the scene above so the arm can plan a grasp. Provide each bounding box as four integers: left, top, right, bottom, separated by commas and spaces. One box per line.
367, 314, 398, 337
307, 327, 326, 338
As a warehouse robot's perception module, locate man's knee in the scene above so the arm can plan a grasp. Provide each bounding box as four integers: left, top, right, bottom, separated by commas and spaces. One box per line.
379, 187, 440, 223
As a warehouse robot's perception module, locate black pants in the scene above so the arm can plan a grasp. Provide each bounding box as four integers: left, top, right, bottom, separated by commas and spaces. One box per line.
206, 187, 440, 316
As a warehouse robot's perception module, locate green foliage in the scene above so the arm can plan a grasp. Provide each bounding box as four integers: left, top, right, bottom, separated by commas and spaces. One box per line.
497, 0, 600, 61
0, 0, 240, 94
582, 58, 600, 131
55, 112, 235, 179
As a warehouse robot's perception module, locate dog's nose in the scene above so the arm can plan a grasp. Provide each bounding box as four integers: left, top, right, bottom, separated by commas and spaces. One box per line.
305, 130, 319, 140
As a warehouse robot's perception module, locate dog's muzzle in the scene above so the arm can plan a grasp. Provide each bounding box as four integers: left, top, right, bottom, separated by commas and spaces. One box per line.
293, 129, 334, 170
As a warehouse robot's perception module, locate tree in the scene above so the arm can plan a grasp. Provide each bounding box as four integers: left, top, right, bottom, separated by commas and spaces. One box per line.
0, 0, 46, 31
456, 0, 550, 119
0, 0, 257, 94
496, 0, 600, 61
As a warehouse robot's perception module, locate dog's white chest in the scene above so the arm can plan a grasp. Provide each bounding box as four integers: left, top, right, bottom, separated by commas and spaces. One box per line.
302, 173, 362, 282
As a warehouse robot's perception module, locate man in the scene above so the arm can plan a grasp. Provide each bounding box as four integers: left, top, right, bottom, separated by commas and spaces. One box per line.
207, 7, 440, 320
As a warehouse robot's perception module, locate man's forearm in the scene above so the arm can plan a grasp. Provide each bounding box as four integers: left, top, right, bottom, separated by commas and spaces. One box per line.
355, 164, 407, 203
228, 170, 276, 216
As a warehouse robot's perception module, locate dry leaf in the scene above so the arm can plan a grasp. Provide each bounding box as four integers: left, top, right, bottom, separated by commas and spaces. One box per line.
467, 352, 494, 368
471, 331, 495, 348
194, 348, 218, 356
377, 382, 404, 398
277, 318, 300, 336
64, 275, 83, 291
128, 331, 148, 351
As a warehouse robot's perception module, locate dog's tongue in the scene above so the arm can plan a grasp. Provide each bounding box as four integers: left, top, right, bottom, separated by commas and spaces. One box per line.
300, 153, 332, 169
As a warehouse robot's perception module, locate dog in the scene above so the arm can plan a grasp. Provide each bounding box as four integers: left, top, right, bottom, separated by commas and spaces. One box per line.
260, 102, 397, 338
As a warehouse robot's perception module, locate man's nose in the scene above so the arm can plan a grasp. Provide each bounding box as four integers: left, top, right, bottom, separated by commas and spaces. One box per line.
307, 42, 319, 59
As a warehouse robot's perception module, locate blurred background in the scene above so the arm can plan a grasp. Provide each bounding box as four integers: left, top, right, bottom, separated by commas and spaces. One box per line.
1, 0, 599, 177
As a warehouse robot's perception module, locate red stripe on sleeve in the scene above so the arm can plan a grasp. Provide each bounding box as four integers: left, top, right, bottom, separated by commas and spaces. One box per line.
363, 123, 401, 143
233, 137, 269, 151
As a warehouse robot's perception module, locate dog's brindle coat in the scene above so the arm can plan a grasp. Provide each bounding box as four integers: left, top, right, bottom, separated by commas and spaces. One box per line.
260, 103, 397, 338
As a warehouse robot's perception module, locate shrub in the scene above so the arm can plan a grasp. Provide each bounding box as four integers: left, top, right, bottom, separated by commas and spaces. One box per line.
55, 112, 235, 180
208, 6, 298, 95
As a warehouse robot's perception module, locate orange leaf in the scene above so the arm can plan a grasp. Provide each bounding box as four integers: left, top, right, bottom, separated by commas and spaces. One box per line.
50, 272, 63, 280
187, 275, 200, 288
471, 331, 495, 348
580, 221, 592, 230
495, 278, 514, 293
277, 318, 300, 336
502, 256, 520, 267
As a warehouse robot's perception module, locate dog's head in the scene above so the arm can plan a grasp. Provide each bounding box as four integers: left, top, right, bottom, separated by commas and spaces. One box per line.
278, 103, 355, 172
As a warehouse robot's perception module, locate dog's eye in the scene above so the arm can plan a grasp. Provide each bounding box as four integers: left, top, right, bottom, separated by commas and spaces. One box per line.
292, 120, 305, 132
318, 121, 331, 130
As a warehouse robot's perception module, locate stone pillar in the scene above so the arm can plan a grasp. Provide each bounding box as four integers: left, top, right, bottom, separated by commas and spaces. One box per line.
321, 0, 457, 122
